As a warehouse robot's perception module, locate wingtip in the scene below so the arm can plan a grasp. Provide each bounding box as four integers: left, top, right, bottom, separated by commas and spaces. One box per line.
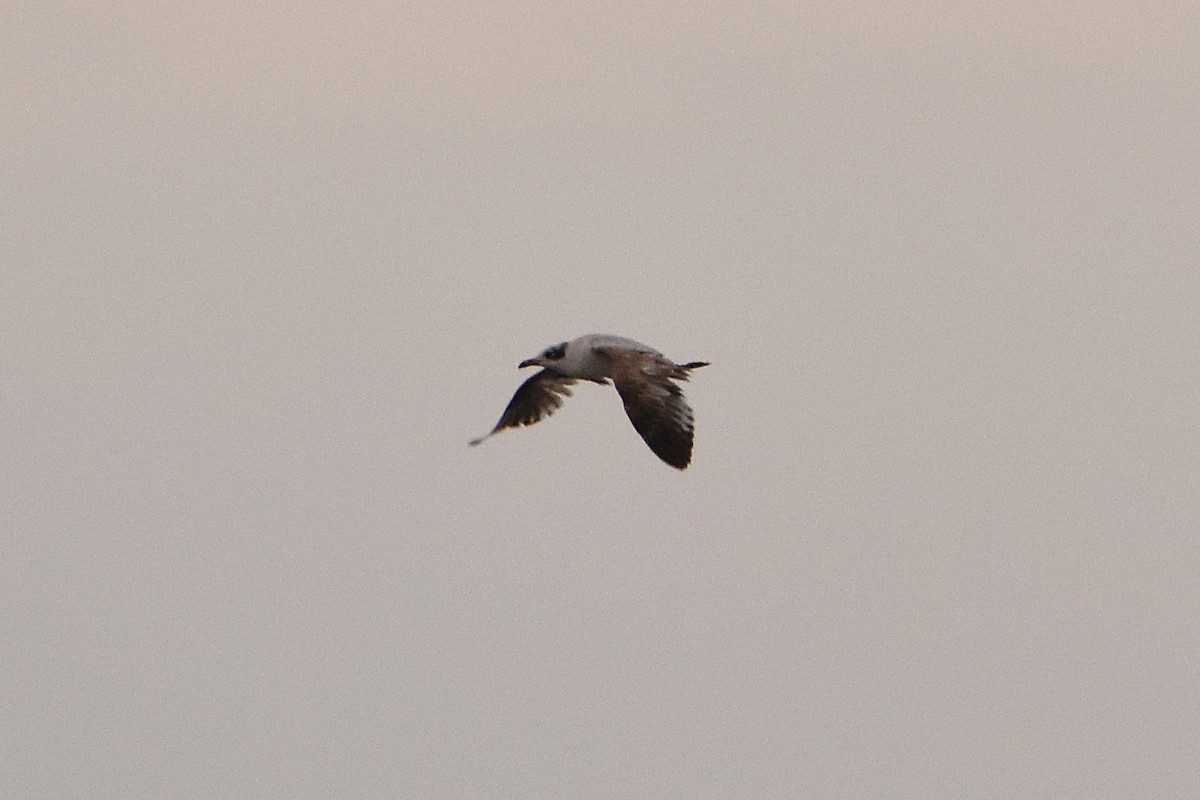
664, 452, 692, 470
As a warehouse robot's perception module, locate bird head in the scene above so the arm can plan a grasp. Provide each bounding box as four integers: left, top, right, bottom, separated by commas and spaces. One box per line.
519, 341, 567, 369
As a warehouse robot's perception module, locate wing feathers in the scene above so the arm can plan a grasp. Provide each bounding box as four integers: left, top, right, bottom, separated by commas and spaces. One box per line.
595, 347, 706, 469
469, 370, 577, 446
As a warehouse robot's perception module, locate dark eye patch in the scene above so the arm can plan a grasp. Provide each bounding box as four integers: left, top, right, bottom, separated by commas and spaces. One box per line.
544, 343, 566, 360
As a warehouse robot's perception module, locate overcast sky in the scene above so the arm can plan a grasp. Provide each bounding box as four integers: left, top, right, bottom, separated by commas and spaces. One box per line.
4, 2, 1198, 798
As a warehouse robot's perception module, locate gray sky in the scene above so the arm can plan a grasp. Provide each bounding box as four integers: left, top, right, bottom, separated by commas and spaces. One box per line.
4, 2, 1198, 797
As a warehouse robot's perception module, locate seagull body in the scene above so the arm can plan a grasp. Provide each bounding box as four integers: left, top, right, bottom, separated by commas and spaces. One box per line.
471, 334, 709, 469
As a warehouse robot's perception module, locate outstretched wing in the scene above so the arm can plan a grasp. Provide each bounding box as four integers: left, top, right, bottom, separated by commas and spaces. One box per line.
594, 347, 705, 469
469, 370, 578, 446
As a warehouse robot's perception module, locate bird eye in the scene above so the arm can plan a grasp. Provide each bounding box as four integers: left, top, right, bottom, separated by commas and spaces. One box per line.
544, 343, 566, 360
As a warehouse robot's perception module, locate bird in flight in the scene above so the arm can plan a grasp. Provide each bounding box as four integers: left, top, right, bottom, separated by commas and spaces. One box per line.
471, 334, 709, 469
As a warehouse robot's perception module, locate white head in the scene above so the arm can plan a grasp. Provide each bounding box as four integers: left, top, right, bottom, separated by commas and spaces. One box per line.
518, 341, 568, 371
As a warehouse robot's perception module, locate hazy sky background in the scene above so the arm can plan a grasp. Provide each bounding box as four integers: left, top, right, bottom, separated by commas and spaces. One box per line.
4, 2, 1198, 797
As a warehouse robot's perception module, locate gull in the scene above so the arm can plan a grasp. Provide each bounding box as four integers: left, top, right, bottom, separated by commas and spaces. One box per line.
470, 334, 709, 469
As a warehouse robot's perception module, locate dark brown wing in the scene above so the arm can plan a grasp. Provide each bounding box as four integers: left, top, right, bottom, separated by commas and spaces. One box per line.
469, 369, 577, 446
596, 347, 703, 469
614, 378, 697, 469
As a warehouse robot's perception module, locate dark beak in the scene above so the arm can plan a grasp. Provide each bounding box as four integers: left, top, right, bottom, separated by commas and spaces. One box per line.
518, 358, 541, 369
